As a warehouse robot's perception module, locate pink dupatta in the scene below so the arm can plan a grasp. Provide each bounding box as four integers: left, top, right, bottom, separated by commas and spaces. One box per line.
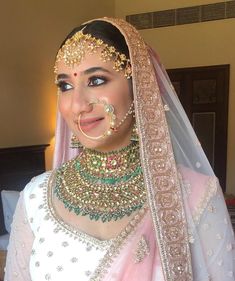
102, 212, 164, 281
53, 17, 235, 281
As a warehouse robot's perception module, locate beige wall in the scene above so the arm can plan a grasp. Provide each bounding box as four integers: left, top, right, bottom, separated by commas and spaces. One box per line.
115, 0, 235, 194
0, 1, 115, 169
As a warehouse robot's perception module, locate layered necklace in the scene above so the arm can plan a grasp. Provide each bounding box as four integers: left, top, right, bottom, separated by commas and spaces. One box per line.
54, 142, 146, 222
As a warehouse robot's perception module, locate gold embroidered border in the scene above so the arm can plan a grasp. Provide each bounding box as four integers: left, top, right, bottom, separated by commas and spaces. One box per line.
85, 17, 193, 281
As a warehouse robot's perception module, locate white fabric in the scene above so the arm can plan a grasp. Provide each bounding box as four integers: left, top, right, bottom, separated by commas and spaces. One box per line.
4, 192, 33, 281
1, 190, 20, 233
5, 172, 109, 281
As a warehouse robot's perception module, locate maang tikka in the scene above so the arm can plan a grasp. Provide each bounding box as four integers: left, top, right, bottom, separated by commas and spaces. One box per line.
54, 30, 132, 79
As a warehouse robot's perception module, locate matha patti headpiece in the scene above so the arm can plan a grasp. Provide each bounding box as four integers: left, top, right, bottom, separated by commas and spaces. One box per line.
54, 30, 132, 78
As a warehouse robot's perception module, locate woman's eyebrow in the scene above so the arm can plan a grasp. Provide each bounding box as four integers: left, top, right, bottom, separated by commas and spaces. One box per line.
83, 67, 111, 75
56, 73, 70, 81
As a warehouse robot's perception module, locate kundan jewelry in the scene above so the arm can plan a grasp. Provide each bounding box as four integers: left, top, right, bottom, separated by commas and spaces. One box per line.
78, 99, 134, 140
54, 30, 132, 79
54, 141, 146, 222
70, 134, 83, 149
78, 99, 116, 140
130, 122, 139, 142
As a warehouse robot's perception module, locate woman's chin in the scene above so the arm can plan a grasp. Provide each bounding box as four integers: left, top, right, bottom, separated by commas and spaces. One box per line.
78, 135, 107, 151
77, 124, 133, 152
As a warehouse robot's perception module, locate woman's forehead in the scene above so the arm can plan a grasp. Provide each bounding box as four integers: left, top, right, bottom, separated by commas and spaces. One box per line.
56, 51, 115, 76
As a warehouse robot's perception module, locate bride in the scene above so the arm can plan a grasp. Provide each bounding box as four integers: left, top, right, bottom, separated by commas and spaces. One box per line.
5, 17, 235, 281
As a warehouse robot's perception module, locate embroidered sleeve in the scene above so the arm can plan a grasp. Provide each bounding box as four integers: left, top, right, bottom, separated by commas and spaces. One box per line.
201, 186, 234, 280
190, 179, 235, 280
4, 192, 34, 281
179, 167, 235, 280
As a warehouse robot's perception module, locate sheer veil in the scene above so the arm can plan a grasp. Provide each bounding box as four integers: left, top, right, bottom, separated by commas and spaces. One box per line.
148, 46, 234, 280
53, 17, 235, 281
149, 47, 214, 176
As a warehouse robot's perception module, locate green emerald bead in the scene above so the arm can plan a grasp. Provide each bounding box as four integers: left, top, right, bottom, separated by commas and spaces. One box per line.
101, 216, 106, 223
75, 161, 81, 170
54, 142, 146, 223
74, 208, 80, 215
107, 178, 115, 184
92, 214, 99, 221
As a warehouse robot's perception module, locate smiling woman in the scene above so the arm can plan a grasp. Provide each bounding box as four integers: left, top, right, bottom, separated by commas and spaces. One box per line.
56, 50, 133, 151
4, 18, 235, 281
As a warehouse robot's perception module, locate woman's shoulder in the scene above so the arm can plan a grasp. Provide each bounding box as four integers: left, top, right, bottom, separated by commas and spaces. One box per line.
20, 170, 55, 231
22, 171, 53, 212
23, 170, 53, 196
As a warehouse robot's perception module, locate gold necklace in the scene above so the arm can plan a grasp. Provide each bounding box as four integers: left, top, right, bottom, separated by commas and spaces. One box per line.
55, 142, 146, 222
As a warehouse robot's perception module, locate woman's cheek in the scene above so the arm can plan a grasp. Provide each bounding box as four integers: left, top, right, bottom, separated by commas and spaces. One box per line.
58, 97, 71, 118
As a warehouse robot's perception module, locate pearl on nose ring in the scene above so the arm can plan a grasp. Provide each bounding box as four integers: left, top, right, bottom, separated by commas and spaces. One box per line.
78, 99, 117, 140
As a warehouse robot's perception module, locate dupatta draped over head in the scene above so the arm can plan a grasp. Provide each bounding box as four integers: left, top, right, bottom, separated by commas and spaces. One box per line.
53, 18, 235, 281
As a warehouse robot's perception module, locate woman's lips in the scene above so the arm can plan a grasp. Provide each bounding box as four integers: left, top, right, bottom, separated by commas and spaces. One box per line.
79, 117, 104, 132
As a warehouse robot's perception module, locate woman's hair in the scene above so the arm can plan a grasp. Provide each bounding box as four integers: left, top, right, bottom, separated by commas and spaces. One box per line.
59, 20, 130, 59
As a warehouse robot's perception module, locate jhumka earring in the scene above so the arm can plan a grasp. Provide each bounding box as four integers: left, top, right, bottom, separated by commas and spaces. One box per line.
131, 122, 139, 142
70, 134, 83, 148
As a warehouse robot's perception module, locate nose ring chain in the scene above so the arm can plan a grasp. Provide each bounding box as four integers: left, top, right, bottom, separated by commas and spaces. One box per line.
77, 99, 134, 140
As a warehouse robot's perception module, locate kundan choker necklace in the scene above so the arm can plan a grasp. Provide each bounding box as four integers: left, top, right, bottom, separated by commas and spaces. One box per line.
54, 142, 146, 222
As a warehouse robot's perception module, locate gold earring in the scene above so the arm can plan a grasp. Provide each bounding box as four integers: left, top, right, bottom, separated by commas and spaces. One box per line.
70, 134, 83, 148
131, 122, 139, 142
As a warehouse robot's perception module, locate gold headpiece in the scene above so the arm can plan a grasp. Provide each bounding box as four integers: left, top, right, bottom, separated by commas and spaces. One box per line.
54, 30, 132, 79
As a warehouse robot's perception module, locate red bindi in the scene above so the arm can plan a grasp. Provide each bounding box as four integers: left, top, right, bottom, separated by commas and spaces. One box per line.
73, 73, 77, 77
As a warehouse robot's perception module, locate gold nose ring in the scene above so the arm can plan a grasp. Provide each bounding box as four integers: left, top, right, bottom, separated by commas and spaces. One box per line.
77, 99, 117, 140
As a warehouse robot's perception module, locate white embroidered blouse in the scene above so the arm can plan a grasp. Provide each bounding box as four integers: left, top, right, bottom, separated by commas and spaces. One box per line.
4, 172, 111, 281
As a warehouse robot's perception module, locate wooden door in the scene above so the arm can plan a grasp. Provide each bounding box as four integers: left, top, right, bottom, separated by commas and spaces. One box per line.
167, 65, 229, 191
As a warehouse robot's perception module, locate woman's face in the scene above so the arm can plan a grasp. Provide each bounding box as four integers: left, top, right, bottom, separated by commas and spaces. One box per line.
56, 50, 133, 152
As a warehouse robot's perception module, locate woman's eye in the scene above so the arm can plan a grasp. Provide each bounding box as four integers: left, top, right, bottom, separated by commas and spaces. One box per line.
56, 81, 73, 92
88, 76, 106, 87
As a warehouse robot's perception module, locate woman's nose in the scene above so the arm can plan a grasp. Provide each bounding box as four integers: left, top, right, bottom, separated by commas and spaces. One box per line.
71, 87, 92, 116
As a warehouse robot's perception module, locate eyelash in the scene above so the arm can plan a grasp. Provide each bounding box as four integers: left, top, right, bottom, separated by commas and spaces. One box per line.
88, 76, 107, 87
56, 81, 73, 93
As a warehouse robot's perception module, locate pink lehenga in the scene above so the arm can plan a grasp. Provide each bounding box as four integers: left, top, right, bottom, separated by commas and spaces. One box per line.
5, 18, 235, 281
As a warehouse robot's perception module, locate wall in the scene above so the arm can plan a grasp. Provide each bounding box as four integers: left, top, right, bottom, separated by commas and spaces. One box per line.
0, 0, 115, 169
1, 0, 234, 194
115, 0, 235, 194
